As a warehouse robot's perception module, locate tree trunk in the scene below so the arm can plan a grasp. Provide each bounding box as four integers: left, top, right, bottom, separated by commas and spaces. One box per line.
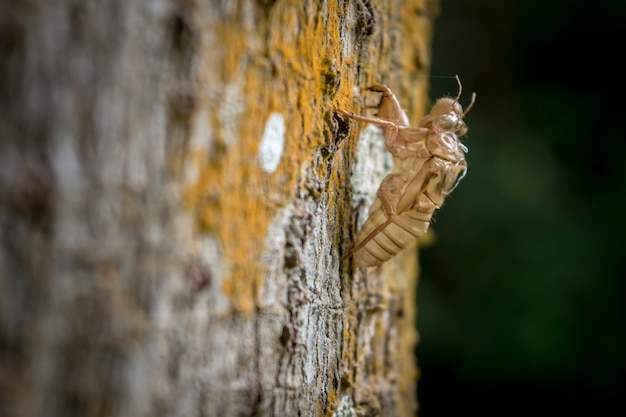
0, 1, 437, 416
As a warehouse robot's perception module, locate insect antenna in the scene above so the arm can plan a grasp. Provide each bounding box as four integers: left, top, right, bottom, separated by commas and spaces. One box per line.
451, 75, 477, 116
453, 74, 463, 102
462, 92, 477, 116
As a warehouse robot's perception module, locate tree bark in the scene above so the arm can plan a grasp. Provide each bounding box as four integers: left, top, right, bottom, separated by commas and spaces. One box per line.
0, 1, 437, 416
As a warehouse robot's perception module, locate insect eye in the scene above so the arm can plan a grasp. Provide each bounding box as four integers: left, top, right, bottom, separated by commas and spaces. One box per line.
436, 113, 459, 130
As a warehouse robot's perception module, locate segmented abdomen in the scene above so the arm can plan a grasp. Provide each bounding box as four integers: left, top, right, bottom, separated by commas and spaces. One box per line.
352, 198, 435, 267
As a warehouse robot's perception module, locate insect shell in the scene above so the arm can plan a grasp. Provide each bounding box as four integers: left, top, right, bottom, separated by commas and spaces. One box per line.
339, 77, 476, 268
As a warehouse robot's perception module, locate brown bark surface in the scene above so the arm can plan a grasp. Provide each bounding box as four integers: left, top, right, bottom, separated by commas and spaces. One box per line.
0, 1, 437, 416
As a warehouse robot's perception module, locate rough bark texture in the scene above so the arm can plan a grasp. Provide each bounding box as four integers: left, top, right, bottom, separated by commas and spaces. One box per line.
0, 1, 436, 416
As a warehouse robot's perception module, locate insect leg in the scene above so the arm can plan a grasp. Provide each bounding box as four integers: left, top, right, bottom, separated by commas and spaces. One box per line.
375, 185, 398, 217
395, 159, 439, 214
366, 85, 409, 126
340, 188, 397, 263
337, 108, 402, 152
365, 85, 395, 95
337, 109, 399, 131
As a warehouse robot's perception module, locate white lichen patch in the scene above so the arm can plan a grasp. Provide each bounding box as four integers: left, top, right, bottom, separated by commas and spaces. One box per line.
351, 125, 394, 197
258, 112, 285, 173
350, 125, 394, 227
332, 395, 355, 417
218, 83, 244, 147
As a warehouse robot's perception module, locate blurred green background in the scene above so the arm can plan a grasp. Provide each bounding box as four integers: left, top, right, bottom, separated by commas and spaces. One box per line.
417, 0, 626, 414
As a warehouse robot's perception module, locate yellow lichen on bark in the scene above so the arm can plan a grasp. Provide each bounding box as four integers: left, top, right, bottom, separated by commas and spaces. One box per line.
182, 0, 363, 312
179, 0, 434, 413
183, 0, 434, 313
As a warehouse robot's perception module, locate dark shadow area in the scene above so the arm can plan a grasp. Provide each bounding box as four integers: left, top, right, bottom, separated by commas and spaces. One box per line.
417, 0, 626, 415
